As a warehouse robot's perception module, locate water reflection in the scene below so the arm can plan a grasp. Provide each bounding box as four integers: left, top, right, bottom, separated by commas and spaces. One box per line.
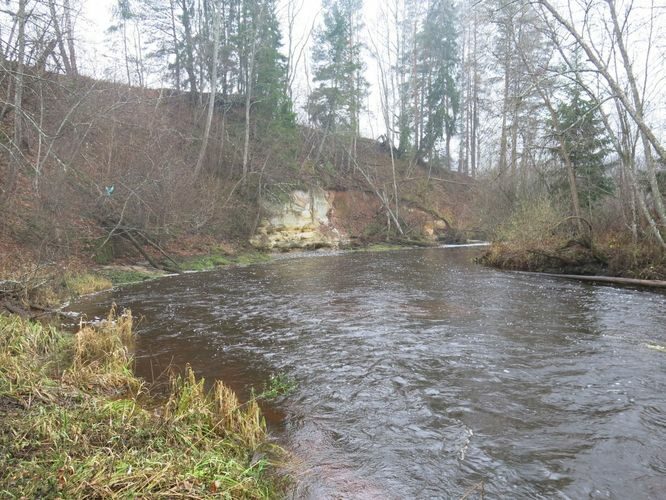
70, 248, 666, 499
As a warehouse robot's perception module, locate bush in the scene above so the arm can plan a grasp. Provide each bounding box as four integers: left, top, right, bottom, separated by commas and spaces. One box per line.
495, 197, 566, 245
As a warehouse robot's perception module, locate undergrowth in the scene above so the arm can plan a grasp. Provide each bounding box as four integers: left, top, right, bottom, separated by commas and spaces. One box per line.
492, 197, 566, 247
0, 308, 281, 498
478, 197, 600, 273
258, 373, 297, 400
352, 243, 406, 253
479, 197, 666, 279
181, 253, 233, 271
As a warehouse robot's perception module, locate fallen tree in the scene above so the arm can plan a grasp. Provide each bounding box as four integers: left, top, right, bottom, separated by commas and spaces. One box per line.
538, 273, 666, 289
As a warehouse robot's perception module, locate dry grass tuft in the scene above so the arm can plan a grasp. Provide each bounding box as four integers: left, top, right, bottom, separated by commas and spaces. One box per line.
64, 306, 138, 392
213, 380, 266, 450
0, 310, 281, 498
164, 366, 267, 451
63, 272, 113, 296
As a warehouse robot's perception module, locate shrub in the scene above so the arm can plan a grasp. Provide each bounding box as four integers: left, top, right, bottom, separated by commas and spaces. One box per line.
495, 197, 566, 245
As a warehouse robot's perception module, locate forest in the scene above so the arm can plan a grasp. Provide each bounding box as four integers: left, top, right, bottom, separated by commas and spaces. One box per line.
0, 0, 665, 285
1, 0, 666, 497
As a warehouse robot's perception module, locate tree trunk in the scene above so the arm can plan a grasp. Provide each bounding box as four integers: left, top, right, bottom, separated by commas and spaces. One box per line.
2, 0, 27, 207
169, 0, 181, 90
470, 12, 479, 178
48, 0, 73, 75
180, 0, 198, 96
511, 25, 583, 233
603, 0, 666, 227
63, 0, 78, 74
411, 20, 420, 156
538, 1, 666, 167
122, 21, 131, 85
498, 32, 511, 175
194, 3, 220, 179
242, 9, 260, 180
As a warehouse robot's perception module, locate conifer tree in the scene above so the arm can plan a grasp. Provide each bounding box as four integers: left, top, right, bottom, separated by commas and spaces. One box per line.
418, 0, 459, 166
552, 83, 613, 208
307, 0, 367, 134
392, 0, 459, 166
250, 0, 293, 128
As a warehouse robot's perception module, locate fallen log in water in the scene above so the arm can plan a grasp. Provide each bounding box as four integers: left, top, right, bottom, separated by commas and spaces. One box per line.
541, 273, 666, 289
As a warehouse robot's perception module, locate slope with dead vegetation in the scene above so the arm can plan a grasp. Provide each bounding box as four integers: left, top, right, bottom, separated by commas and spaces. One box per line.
0, 69, 477, 313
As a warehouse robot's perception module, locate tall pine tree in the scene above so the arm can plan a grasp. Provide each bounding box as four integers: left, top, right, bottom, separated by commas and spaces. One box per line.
250, 0, 293, 128
394, 0, 459, 166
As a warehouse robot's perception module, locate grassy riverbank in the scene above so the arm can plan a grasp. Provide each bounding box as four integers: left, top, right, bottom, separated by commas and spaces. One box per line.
0, 244, 277, 317
479, 239, 666, 280
0, 309, 281, 498
2, 238, 440, 317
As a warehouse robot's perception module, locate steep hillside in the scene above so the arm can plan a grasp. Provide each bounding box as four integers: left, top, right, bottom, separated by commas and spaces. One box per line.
0, 71, 477, 279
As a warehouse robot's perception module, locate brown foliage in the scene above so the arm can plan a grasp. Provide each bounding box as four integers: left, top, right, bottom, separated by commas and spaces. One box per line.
1, 70, 475, 270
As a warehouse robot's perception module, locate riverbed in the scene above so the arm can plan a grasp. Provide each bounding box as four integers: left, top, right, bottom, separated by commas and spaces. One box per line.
70, 247, 666, 499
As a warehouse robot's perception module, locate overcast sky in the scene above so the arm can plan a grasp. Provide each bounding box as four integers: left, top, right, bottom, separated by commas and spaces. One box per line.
77, 0, 394, 135
76, 0, 665, 138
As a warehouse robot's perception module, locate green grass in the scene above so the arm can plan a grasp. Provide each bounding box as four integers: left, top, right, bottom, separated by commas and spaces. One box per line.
63, 273, 113, 296
257, 373, 297, 400
234, 253, 272, 266
353, 243, 407, 253
0, 310, 282, 498
98, 269, 160, 285
180, 252, 271, 271
180, 254, 233, 271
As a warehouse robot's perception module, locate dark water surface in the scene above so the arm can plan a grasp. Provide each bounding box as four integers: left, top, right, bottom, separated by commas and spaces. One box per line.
70, 248, 666, 499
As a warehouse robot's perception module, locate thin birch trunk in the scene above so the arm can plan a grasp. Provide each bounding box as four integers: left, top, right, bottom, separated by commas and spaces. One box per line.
194, 4, 220, 178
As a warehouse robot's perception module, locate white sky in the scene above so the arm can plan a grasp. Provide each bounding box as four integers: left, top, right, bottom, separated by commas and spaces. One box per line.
76, 0, 665, 142
77, 0, 389, 135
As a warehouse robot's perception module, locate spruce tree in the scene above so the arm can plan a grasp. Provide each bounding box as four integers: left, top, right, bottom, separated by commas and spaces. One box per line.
307, 0, 367, 134
552, 83, 613, 208
250, 0, 294, 129
418, 0, 460, 166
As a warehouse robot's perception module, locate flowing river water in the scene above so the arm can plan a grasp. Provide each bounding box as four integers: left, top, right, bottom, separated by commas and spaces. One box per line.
69, 247, 666, 499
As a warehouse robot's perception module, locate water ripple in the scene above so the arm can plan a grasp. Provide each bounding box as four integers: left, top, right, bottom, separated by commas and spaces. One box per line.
69, 248, 666, 499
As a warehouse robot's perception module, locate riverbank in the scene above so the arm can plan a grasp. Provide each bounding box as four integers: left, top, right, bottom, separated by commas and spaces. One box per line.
479, 238, 666, 282
475, 196, 666, 283
69, 244, 664, 498
1, 239, 457, 497
0, 237, 274, 318
0, 308, 282, 498
1, 236, 446, 319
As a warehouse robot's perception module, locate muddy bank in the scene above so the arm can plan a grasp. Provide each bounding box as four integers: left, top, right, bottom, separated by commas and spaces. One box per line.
478, 240, 607, 275
479, 239, 666, 284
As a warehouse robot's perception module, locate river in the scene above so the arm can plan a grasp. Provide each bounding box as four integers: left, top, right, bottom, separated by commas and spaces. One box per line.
70, 247, 666, 499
